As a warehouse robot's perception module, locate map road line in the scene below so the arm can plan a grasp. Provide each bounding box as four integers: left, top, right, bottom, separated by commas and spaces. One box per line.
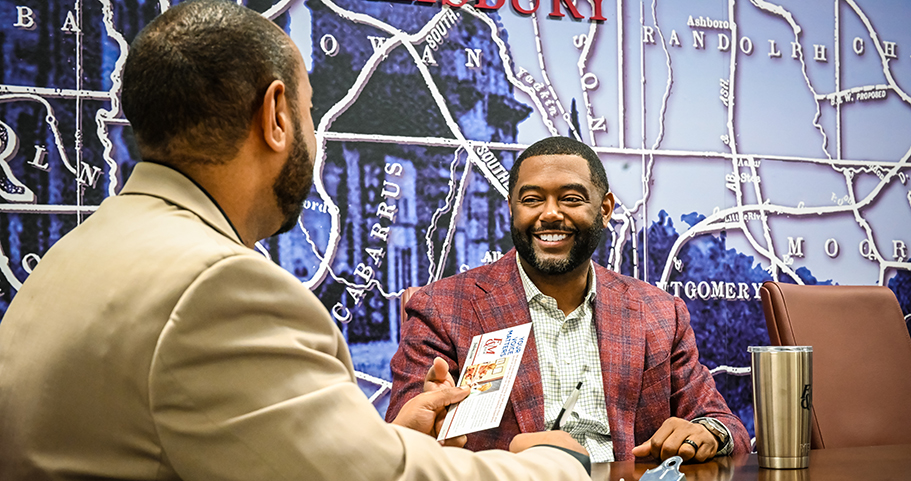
321, 132, 904, 168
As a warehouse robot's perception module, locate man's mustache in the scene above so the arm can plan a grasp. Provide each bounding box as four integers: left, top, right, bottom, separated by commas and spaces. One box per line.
530, 223, 577, 235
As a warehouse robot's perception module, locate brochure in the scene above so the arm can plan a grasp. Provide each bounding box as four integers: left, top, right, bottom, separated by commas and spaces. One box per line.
436, 322, 532, 441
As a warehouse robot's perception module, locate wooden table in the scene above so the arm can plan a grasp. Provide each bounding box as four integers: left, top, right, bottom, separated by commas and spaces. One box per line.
591, 444, 911, 481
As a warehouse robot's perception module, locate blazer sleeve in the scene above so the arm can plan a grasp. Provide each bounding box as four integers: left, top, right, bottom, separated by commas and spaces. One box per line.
667, 297, 751, 455
386, 286, 461, 423
149, 255, 586, 481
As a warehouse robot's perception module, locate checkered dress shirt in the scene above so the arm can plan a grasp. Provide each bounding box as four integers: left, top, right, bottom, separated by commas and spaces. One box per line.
517, 256, 615, 462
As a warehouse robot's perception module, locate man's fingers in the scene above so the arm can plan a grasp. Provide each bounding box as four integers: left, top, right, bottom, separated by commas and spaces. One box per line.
667, 421, 718, 462
433, 406, 449, 436
634, 418, 724, 462
632, 435, 664, 459
423, 357, 456, 392
509, 430, 588, 455
631, 441, 652, 457
677, 439, 698, 462
424, 357, 449, 382
390, 386, 469, 435
422, 385, 470, 410
677, 426, 717, 462
643, 422, 674, 459
439, 435, 467, 447
662, 429, 692, 460
635, 417, 722, 460
694, 442, 715, 463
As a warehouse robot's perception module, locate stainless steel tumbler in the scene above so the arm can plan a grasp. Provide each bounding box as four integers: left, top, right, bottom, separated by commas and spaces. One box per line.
749, 346, 813, 469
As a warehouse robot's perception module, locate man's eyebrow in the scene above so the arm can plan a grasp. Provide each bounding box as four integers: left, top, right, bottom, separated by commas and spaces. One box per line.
516, 183, 591, 198
561, 183, 590, 196
517, 184, 542, 196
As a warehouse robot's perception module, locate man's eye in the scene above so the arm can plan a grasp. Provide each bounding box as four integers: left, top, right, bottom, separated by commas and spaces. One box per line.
520, 198, 542, 204
563, 197, 584, 204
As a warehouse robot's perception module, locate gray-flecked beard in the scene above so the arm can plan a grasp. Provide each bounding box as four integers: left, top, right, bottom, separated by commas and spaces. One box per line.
511, 215, 603, 276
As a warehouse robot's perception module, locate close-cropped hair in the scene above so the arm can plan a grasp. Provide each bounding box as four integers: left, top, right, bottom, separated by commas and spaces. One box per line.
121, 0, 300, 165
508, 136, 610, 197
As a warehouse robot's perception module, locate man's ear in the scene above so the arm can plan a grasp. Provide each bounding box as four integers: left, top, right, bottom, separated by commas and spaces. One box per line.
259, 79, 291, 153
601, 192, 615, 228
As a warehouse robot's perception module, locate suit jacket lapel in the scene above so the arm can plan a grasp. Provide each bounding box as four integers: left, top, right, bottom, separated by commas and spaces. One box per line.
593, 266, 645, 455
471, 250, 545, 433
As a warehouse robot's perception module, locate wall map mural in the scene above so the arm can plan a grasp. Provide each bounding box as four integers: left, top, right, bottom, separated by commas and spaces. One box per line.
1, 0, 909, 436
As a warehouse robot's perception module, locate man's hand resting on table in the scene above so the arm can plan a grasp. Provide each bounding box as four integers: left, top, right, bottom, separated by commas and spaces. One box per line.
631, 417, 719, 462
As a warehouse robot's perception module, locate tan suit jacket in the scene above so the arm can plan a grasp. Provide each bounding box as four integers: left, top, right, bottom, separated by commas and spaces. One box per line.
0, 162, 588, 480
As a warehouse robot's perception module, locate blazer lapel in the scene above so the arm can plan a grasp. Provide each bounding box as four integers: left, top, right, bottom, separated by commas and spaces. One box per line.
471, 250, 545, 433
593, 267, 645, 455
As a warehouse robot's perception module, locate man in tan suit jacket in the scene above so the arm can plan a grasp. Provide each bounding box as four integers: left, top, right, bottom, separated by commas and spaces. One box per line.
0, 1, 589, 479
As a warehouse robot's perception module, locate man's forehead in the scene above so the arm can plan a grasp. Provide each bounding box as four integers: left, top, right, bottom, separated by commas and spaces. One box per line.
515, 154, 592, 184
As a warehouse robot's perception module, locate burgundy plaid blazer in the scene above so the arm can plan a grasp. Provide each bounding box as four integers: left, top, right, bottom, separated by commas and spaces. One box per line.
386, 250, 750, 460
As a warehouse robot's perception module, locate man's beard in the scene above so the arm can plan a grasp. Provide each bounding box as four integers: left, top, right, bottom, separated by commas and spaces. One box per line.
271, 120, 313, 237
511, 214, 603, 276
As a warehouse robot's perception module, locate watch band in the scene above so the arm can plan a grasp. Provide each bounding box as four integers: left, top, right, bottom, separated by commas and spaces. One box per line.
692, 417, 733, 456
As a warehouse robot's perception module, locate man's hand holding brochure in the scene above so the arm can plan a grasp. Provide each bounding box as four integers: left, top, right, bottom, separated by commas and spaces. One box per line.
435, 323, 533, 441
421, 323, 589, 471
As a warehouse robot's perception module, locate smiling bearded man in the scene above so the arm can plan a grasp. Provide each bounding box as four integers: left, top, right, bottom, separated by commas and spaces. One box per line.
387, 136, 751, 464
509, 173, 605, 277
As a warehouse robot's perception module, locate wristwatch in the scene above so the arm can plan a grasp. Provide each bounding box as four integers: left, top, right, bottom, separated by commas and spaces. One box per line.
692, 417, 732, 456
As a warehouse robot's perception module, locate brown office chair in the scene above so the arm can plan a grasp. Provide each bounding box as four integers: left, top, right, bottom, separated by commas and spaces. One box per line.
400, 286, 422, 328
759, 281, 911, 449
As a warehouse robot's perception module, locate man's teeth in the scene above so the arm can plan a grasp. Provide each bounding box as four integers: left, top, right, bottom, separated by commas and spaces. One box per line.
539, 234, 567, 242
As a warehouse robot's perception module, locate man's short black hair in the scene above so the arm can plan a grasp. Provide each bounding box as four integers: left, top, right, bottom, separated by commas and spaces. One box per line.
508, 136, 609, 197
122, 0, 300, 165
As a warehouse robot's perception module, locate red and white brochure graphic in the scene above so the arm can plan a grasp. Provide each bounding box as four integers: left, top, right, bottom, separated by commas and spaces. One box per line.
436, 322, 532, 440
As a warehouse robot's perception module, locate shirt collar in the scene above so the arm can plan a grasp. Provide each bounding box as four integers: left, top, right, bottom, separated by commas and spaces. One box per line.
516, 254, 597, 306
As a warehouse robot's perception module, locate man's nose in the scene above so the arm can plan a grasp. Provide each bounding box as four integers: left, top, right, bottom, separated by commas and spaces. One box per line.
539, 198, 563, 223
